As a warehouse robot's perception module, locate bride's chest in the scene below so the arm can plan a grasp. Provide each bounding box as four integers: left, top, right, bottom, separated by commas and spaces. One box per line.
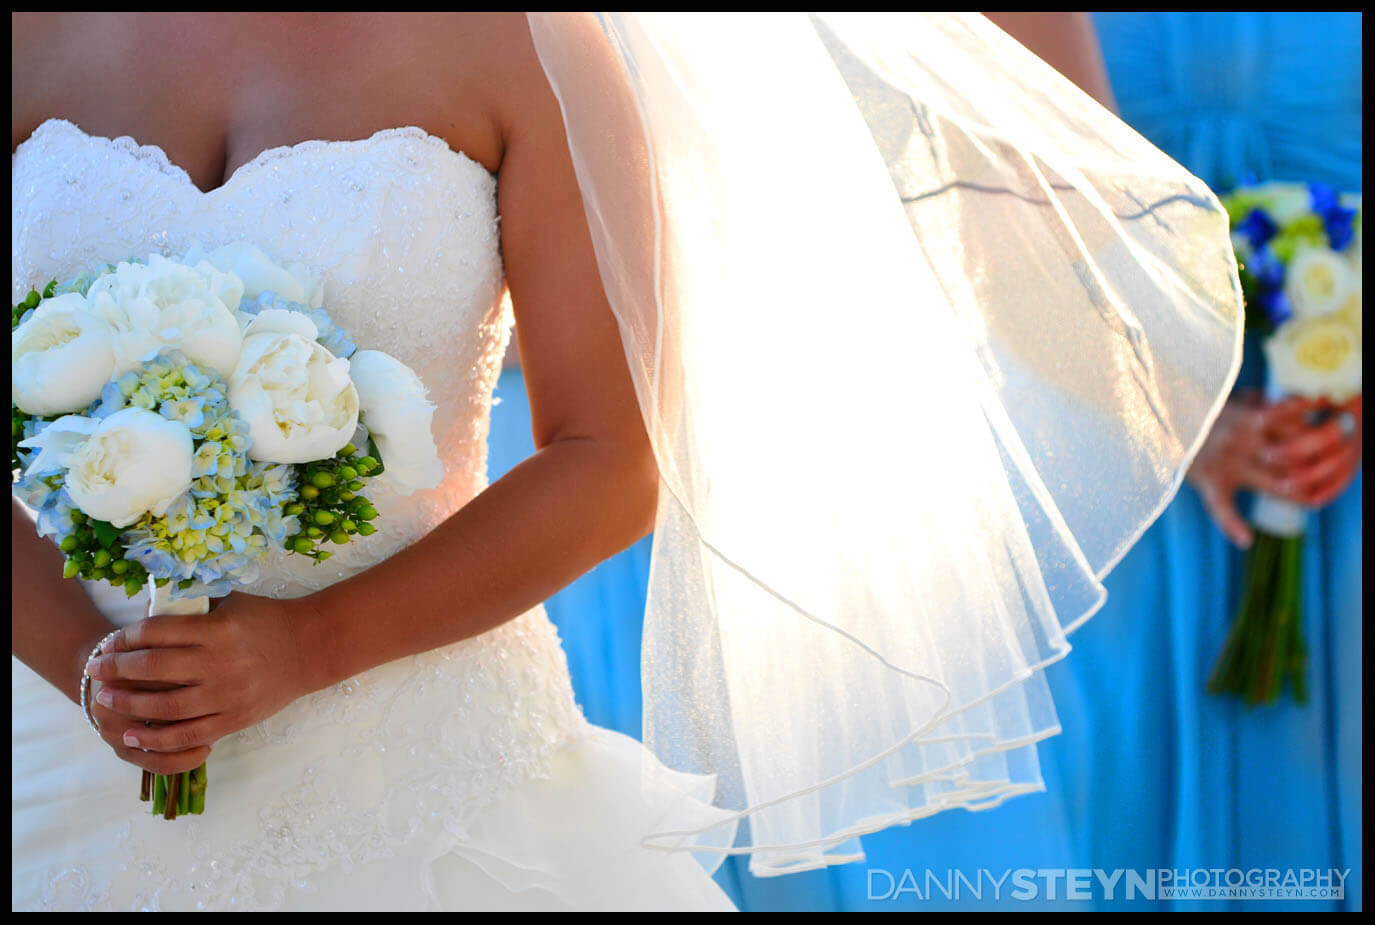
11, 120, 506, 375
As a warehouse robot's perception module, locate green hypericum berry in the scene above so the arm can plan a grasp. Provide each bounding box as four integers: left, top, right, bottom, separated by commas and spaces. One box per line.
357, 455, 378, 471
310, 471, 335, 489
338, 465, 358, 481
316, 550, 333, 561
284, 502, 305, 517
306, 526, 324, 538
339, 491, 355, 502
62, 559, 82, 579
330, 531, 349, 545
342, 519, 357, 533
348, 480, 364, 492
59, 535, 80, 553
313, 509, 335, 526
93, 549, 112, 568
90, 567, 109, 581
155, 577, 171, 588
124, 577, 143, 597
112, 560, 130, 575
70, 510, 86, 525
339, 443, 357, 457
300, 485, 320, 501
357, 522, 377, 536
178, 579, 194, 590
291, 536, 315, 555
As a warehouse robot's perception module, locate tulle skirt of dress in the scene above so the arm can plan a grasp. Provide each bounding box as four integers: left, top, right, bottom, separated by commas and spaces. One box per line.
11, 587, 736, 912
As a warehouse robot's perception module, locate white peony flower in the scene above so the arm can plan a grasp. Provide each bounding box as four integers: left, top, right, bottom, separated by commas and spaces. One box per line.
18, 414, 100, 475
1265, 317, 1362, 402
11, 293, 117, 415
61, 408, 194, 528
85, 254, 244, 378
229, 332, 359, 463
348, 350, 443, 494
185, 242, 325, 308
242, 308, 320, 342
1284, 246, 1358, 321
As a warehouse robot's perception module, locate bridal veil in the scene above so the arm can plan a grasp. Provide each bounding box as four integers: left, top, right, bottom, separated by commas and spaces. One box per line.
526, 12, 1242, 876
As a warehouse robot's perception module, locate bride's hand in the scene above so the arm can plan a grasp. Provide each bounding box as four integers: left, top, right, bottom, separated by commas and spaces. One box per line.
1187, 391, 1362, 548
84, 594, 310, 759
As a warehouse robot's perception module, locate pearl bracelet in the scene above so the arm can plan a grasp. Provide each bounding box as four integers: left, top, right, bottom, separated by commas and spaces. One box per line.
80, 630, 120, 734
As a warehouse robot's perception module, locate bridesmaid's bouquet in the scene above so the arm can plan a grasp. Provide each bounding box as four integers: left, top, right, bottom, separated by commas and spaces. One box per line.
1209, 182, 1362, 705
12, 243, 443, 817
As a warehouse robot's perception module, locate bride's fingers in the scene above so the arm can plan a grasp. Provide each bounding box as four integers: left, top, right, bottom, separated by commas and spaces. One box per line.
122, 716, 225, 754
86, 647, 203, 685
95, 682, 213, 723
100, 613, 209, 655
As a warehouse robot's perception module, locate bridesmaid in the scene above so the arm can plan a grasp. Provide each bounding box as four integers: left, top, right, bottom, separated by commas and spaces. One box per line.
1048, 11, 1362, 911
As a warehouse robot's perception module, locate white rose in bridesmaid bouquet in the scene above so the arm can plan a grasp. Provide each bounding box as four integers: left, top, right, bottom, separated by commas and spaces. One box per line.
62, 408, 195, 528
11, 293, 116, 415
229, 332, 359, 463
186, 241, 325, 309
348, 350, 443, 494
1265, 317, 1362, 403
85, 254, 244, 378
1284, 247, 1357, 321
1253, 182, 1312, 226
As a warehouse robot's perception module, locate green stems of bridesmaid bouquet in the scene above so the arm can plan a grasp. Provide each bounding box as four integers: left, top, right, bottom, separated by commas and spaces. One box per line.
142, 764, 207, 819
1207, 531, 1308, 705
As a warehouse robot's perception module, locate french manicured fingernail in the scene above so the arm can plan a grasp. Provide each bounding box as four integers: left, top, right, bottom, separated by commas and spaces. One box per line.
95, 688, 113, 708
123, 731, 140, 748
85, 656, 102, 676
101, 637, 116, 654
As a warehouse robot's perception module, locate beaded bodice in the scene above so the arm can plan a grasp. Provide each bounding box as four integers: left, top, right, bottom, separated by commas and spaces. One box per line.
12, 119, 587, 910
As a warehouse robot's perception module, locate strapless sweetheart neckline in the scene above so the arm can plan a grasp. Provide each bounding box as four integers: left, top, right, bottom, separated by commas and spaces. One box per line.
18, 117, 494, 198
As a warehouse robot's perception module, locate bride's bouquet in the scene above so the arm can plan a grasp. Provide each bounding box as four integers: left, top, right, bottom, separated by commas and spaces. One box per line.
1209, 181, 1361, 705
12, 243, 443, 817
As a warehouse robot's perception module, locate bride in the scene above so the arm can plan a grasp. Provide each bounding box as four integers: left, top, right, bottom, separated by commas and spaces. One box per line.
12, 12, 1243, 911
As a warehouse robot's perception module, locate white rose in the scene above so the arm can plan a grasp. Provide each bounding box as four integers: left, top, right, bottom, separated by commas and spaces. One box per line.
1284, 247, 1357, 321
1265, 317, 1362, 402
348, 350, 443, 494
185, 242, 325, 308
1253, 182, 1313, 226
11, 293, 116, 415
229, 332, 359, 463
62, 408, 194, 528
86, 254, 244, 378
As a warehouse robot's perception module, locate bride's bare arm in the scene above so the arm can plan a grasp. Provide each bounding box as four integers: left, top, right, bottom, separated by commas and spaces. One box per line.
86, 16, 657, 756
11, 499, 116, 706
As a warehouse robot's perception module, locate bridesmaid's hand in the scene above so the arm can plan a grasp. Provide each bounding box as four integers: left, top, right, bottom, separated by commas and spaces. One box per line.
85, 594, 311, 758
1187, 391, 1362, 548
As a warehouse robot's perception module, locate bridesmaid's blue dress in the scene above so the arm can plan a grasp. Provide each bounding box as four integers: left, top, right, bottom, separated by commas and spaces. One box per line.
486, 12, 1362, 910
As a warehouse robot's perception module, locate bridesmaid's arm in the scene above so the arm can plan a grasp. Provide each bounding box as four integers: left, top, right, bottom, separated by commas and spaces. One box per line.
982, 12, 1118, 112
87, 15, 657, 754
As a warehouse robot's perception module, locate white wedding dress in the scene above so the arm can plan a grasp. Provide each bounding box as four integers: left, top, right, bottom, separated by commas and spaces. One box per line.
11, 118, 738, 911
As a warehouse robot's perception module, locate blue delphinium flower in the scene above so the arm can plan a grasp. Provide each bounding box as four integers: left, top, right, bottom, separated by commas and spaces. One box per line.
1308, 182, 1358, 251
1247, 247, 1292, 328
1239, 208, 1279, 251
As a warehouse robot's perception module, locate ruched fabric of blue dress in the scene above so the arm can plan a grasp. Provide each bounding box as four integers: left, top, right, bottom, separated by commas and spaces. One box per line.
486, 12, 1361, 909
